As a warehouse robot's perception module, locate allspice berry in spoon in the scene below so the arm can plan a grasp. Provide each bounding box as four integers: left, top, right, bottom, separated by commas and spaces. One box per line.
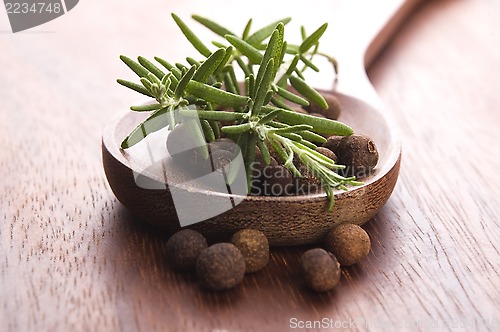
336, 134, 379, 178
315, 146, 337, 164
300, 248, 341, 292
304, 93, 341, 120
324, 223, 371, 266
231, 229, 269, 273
196, 243, 246, 291
166, 229, 207, 271
322, 135, 343, 154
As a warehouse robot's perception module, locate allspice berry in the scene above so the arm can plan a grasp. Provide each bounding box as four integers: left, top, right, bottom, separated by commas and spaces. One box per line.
166, 229, 208, 271
231, 229, 269, 273
324, 223, 371, 266
251, 159, 294, 196
322, 135, 343, 154
196, 243, 246, 291
207, 138, 239, 155
304, 93, 341, 120
335, 134, 379, 178
300, 248, 341, 292
315, 146, 337, 164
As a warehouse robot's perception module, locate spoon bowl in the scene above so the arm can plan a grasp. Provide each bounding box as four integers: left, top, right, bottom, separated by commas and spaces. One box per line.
102, 92, 401, 246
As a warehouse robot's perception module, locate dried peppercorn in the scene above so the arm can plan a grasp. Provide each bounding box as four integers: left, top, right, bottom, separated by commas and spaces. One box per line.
300, 248, 341, 292
304, 93, 341, 120
166, 229, 208, 271
324, 223, 371, 266
231, 229, 269, 273
322, 135, 343, 154
196, 243, 246, 291
207, 137, 239, 155
251, 151, 294, 196
315, 146, 337, 164
337, 134, 379, 177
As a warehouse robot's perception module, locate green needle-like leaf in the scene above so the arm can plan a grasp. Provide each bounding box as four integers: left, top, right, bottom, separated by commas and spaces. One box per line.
121, 106, 173, 149
225, 35, 263, 64
176, 63, 189, 72
294, 68, 305, 80
186, 81, 250, 107
226, 65, 241, 95
212, 41, 227, 48
184, 117, 209, 159
244, 133, 256, 190
138, 56, 166, 80
268, 139, 301, 177
298, 130, 327, 144
272, 23, 285, 76
299, 23, 328, 53
235, 56, 252, 77
172, 13, 212, 57
193, 48, 226, 83
117, 79, 153, 97
248, 74, 255, 98
289, 75, 328, 109
154, 57, 182, 79
253, 59, 274, 115
201, 119, 216, 142
258, 109, 283, 125
268, 121, 326, 143
146, 72, 161, 85
274, 84, 309, 106
130, 103, 163, 112
270, 124, 313, 134
175, 65, 196, 99
262, 106, 353, 136
192, 15, 236, 37
299, 54, 319, 72
186, 57, 200, 66
242, 18, 252, 39
257, 139, 271, 165
139, 77, 154, 93
120, 55, 149, 78
270, 97, 293, 111
214, 46, 233, 76
246, 17, 291, 46
221, 123, 253, 135
301, 26, 307, 40
263, 90, 273, 105
209, 120, 220, 139
280, 133, 305, 143
255, 29, 279, 88
179, 110, 247, 122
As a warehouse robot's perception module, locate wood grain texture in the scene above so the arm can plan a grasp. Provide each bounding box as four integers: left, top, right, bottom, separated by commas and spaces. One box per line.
1, 0, 499, 331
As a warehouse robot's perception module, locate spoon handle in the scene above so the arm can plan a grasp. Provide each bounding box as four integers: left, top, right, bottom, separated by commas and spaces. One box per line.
333, 0, 424, 103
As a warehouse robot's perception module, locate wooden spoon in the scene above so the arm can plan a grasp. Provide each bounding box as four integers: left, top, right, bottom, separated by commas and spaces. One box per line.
102, 0, 421, 245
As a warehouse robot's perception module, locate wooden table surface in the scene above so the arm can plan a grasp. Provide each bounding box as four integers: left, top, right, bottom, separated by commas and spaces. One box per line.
1, 0, 499, 331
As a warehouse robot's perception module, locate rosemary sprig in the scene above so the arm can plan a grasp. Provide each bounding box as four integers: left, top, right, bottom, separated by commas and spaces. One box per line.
117, 14, 359, 209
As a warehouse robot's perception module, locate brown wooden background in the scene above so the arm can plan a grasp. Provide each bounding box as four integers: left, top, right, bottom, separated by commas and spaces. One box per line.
1, 0, 499, 331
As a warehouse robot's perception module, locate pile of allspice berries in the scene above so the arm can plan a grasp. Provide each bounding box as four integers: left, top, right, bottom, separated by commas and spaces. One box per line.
165, 223, 371, 292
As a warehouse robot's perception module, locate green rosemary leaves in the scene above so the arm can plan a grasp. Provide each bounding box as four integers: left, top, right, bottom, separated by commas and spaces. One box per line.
117, 13, 361, 209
